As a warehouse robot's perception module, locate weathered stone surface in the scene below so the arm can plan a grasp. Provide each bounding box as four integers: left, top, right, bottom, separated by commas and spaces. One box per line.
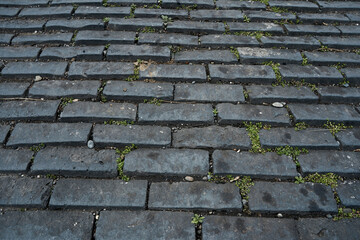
200, 34, 259, 47
167, 21, 225, 34
0, 100, 60, 121
29, 80, 100, 99
335, 128, 360, 150
337, 180, 360, 208
337, 25, 360, 36
75, 6, 130, 18
298, 151, 360, 177
19, 6, 73, 18
249, 182, 338, 214
259, 128, 339, 150
0, 7, 20, 17
107, 0, 157, 5
75, 30, 135, 45
108, 18, 163, 31
93, 125, 171, 147
2, 62, 67, 79
139, 64, 207, 82
0, 19, 46, 32
0, 0, 49, 6
0, 125, 10, 144
304, 51, 360, 66
346, 13, 360, 22
7, 123, 91, 147
227, 22, 283, 34
12, 33, 73, 45
96, 211, 194, 240
316, 36, 360, 49
68, 62, 133, 79
0, 47, 40, 60
318, 86, 360, 103
342, 68, 360, 85
246, 10, 296, 21
216, 0, 266, 10
175, 83, 245, 103
51, 0, 101, 4
31, 147, 117, 178
298, 13, 350, 24
237, 47, 302, 64
260, 36, 320, 50
0, 176, 51, 208
40, 46, 104, 60
213, 150, 297, 179
203, 216, 298, 240
175, 49, 238, 64
268, 0, 319, 12
209, 64, 275, 84
190, 9, 243, 20
103, 81, 173, 101
138, 103, 213, 124
0, 82, 30, 98
217, 103, 290, 126
0, 148, 33, 173
0, 34, 13, 44
285, 24, 341, 36
50, 179, 147, 209
135, 8, 188, 19
124, 148, 209, 176
0, 211, 94, 240
107, 44, 171, 61
138, 33, 199, 46
162, 0, 214, 8
149, 181, 242, 211
173, 126, 251, 149
318, 1, 360, 12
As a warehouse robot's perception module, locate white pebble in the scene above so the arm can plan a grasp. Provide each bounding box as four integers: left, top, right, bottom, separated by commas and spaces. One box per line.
87, 140, 94, 149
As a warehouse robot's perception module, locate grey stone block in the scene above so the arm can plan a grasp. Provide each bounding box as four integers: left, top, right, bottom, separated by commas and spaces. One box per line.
0, 82, 30, 98
318, 1, 360, 12
0, 7, 21, 17
346, 13, 360, 22
237, 47, 303, 64
40, 46, 104, 60
107, 44, 171, 61
0, 19, 46, 32
318, 86, 360, 103
12, 33, 73, 45
51, 0, 101, 5
46, 19, 104, 31
298, 13, 350, 24
107, 0, 157, 5
0, 34, 13, 45
0, 0, 49, 6
268, 0, 319, 12
337, 25, 360, 36
167, 21, 225, 34
304, 51, 360, 66
0, 47, 40, 60
216, 0, 266, 10
227, 22, 283, 34
285, 24, 341, 36
108, 18, 163, 31
0, 125, 10, 144
335, 128, 360, 150
190, 9, 243, 21
175, 49, 238, 64
19, 6, 73, 18
68, 62, 133, 79
75, 30, 135, 45
135, 8, 188, 19
260, 36, 320, 50
343, 68, 360, 85
316, 36, 360, 49
138, 33, 199, 46
0, 148, 33, 173
337, 180, 360, 208
2, 62, 67, 79
162, 0, 214, 8
246, 10, 296, 21
200, 34, 259, 47
75, 6, 131, 18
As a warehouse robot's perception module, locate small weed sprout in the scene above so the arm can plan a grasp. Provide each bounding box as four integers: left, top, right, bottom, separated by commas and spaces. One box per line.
323, 120, 352, 136
294, 122, 307, 131
191, 214, 204, 225
143, 98, 163, 106
235, 176, 254, 200
60, 97, 73, 108
104, 120, 134, 125
103, 17, 110, 23
30, 143, 45, 153
212, 108, 218, 117
161, 15, 173, 24
229, 46, 240, 60
243, 14, 250, 23
295, 173, 341, 189
244, 122, 267, 153
116, 144, 137, 181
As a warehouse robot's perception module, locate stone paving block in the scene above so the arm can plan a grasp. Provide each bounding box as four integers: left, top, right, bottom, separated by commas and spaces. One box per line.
103, 80, 173, 101
19, 6, 73, 18
268, 0, 319, 12
203, 216, 298, 240
200, 34, 259, 47
285, 24, 341, 36
260, 36, 320, 50
173, 126, 251, 149
0, 148, 33, 173
75, 6, 130, 18
318, 1, 360, 12
40, 46, 103, 60
138, 32, 198, 46
237, 47, 303, 64
162, 0, 214, 8
335, 128, 360, 150
29, 80, 100, 99
68, 62, 133, 79
167, 21, 225, 34
124, 148, 209, 176
337, 180, 360, 208
0, 100, 60, 121
31, 147, 117, 178
342, 68, 360, 85
190, 9, 243, 21
216, 0, 266, 10
0, 34, 13, 44
109, 18, 163, 31
95, 211, 194, 240
279, 65, 343, 84
51, 0, 101, 5
149, 181, 242, 211
93, 125, 171, 147
107, 44, 171, 61
0, 125, 10, 144
0, 82, 30, 98
50, 179, 147, 209
107, 0, 157, 5
175, 49, 238, 64
227, 22, 283, 34
318, 86, 360, 103
60, 102, 136, 122
46, 19, 104, 31
0, 19, 46, 32
0, 0, 49, 6
0, 176, 51, 208
259, 128, 340, 150
12, 33, 73, 45
247, 85, 317, 104
0, 211, 94, 240
0, 7, 20, 17
0, 47, 40, 60
209, 64, 276, 84
135, 8, 188, 19
337, 25, 360, 36
2, 62, 67, 79
75, 30, 135, 45
174, 83, 245, 103
346, 13, 360, 22
246, 10, 296, 22
304, 51, 360, 66
289, 104, 360, 126
316, 36, 360, 49
138, 103, 213, 125
7, 123, 92, 147
217, 103, 290, 126
213, 150, 297, 179
298, 13, 350, 24
139, 64, 206, 82
249, 181, 338, 214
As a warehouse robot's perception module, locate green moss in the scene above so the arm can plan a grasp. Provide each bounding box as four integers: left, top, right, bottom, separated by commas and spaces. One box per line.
30, 143, 45, 153
116, 144, 137, 181
263, 61, 282, 85
243, 14, 250, 23
294, 122, 307, 131
212, 108, 218, 117
244, 122, 267, 153
275, 145, 308, 168
191, 214, 204, 225
60, 97, 73, 108
125, 4, 136, 18
334, 208, 360, 221
104, 120, 134, 126
295, 173, 341, 189
125, 59, 141, 81
230, 31, 272, 41
270, 6, 288, 13
323, 120, 353, 136
140, 26, 156, 33
229, 46, 240, 60
103, 17, 110, 23
143, 98, 163, 106
235, 176, 254, 200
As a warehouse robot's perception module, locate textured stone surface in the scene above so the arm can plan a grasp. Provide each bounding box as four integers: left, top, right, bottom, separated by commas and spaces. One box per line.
162, 0, 214, 8
335, 128, 360, 150
298, 13, 350, 24
246, 10, 296, 21
336, 180, 360, 208
0, 34, 13, 45
40, 46, 104, 60
135, 8, 188, 19
191, 9, 243, 21
68, 62, 133, 79
304, 51, 360, 66
0, 148, 33, 173
0, 82, 30, 98
12, 33, 73, 45
75, 30, 135, 45
316, 36, 360, 49
167, 21, 225, 34
107, 44, 171, 61
138, 33, 199, 46
318, 86, 360, 103
0, 8, 20, 17
46, 19, 104, 31
19, 6, 73, 18
175, 50, 238, 64
343, 68, 360, 85
285, 24, 341, 35
108, 18, 163, 31
0, 19, 46, 32
216, 0, 266, 10
227, 22, 283, 33
0, 125, 10, 144
0, 47, 40, 60
260, 36, 320, 50
237, 47, 303, 64
2, 62, 67, 79
75, 6, 130, 17
0, 0, 49, 6
200, 34, 259, 47
268, 0, 319, 12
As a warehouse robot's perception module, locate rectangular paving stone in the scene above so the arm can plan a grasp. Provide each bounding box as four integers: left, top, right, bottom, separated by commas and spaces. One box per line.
40, 46, 104, 60
93, 125, 171, 147
209, 64, 276, 84
298, 13, 350, 24
0, 176, 51, 208
203, 216, 298, 240
50, 179, 147, 209
60, 102, 136, 122
288, 104, 360, 126
213, 150, 297, 179
139, 64, 207, 82
318, 1, 360, 12
342, 68, 360, 85
108, 18, 163, 31
247, 85, 318, 104
162, 0, 214, 8
75, 6, 130, 18
216, 0, 266, 10
190, 9, 243, 21
268, 0, 319, 12
103, 80, 173, 101
19, 6, 73, 18
200, 34, 259, 47
149, 182, 242, 211
75, 30, 135, 45
51, 0, 101, 4
175, 83, 245, 103
107, 44, 171, 61
0, 34, 13, 45
260, 36, 320, 50
0, 125, 10, 144
0, 100, 60, 121
124, 148, 209, 176
0, 211, 93, 240
2, 62, 67, 79
318, 86, 360, 103
68, 62, 133, 79
0, 0, 49, 6
217, 103, 290, 126
304, 51, 360, 66
0, 7, 21, 17
175, 50, 238, 64
249, 182, 338, 214
12, 33, 73, 45
29, 80, 100, 99
95, 211, 194, 240
0, 82, 30, 98
316, 36, 360, 49
0, 148, 33, 174
138, 103, 213, 125
227, 22, 284, 34
298, 151, 360, 177
107, 0, 157, 5
135, 8, 188, 19
167, 21, 225, 34
31, 147, 117, 178
7, 123, 92, 147
279, 65, 343, 84
0, 47, 40, 60
173, 126, 251, 149
346, 13, 360, 22
335, 128, 360, 150
237, 47, 302, 64
46, 19, 104, 31
0, 19, 46, 32
285, 24, 341, 36
246, 10, 296, 22
138, 33, 199, 46
337, 180, 360, 208
259, 128, 340, 150
337, 25, 360, 36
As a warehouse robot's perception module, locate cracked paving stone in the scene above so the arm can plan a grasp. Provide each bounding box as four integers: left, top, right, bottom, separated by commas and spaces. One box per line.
237, 47, 303, 64
68, 62, 133, 79
335, 128, 360, 150
174, 50, 238, 64
260, 36, 321, 50
336, 180, 360, 208
200, 34, 259, 47
12, 32, 73, 45
0, 46, 40, 60
75, 30, 135, 45
0, 148, 33, 174
317, 86, 360, 103
0, 82, 30, 98
2, 62, 68, 79
40, 46, 104, 60
0, 125, 10, 144
107, 44, 171, 62
138, 32, 199, 46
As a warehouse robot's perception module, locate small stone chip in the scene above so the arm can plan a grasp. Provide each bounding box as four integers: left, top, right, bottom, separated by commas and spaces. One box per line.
185, 176, 194, 182
272, 102, 284, 108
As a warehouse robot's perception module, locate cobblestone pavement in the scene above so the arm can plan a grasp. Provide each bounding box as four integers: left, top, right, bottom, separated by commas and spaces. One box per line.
0, 0, 360, 239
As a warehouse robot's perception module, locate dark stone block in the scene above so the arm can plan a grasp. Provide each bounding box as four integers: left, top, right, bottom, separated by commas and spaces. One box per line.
227, 22, 283, 34
337, 25, 360, 36
0, 34, 13, 44
167, 21, 225, 34
346, 13, 360, 22
0, 0, 49, 6
68, 62, 133, 79
0, 47, 40, 60
108, 18, 163, 31
0, 82, 30, 98
318, 1, 360, 12
138, 33, 199, 46
40, 46, 104, 60
246, 10, 296, 22
0, 125, 10, 144
19, 6, 73, 18
285, 24, 341, 36
0, 7, 20, 17
298, 13, 350, 24
337, 180, 360, 208
46, 19, 104, 31
2, 62, 67, 79
107, 0, 157, 5
335, 128, 360, 150
0, 19, 46, 32
51, 0, 101, 5
200, 34, 259, 47
107, 44, 171, 62
135, 8, 188, 19
343, 68, 360, 85
190, 9, 243, 21
304, 51, 360, 66
0, 148, 33, 173
216, 0, 266, 10
260, 36, 320, 50
318, 86, 360, 103
268, 0, 319, 12
316, 36, 360, 49
75, 30, 135, 45
162, 0, 214, 8
75, 6, 130, 18
175, 49, 238, 64
12, 33, 73, 45
237, 47, 302, 64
